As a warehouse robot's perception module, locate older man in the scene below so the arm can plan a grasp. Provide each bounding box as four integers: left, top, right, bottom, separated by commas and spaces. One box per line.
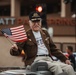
10, 11, 75, 75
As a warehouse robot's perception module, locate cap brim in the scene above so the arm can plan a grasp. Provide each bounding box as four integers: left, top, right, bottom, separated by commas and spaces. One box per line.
31, 18, 41, 22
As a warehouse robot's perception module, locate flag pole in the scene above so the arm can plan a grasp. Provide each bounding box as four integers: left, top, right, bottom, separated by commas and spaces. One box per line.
0, 29, 14, 45
6, 37, 14, 45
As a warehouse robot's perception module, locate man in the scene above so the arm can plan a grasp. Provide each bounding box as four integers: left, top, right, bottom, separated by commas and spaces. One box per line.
10, 11, 75, 75
66, 46, 75, 70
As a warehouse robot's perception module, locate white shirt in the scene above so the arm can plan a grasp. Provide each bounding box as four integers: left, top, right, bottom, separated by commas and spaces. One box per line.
33, 31, 49, 55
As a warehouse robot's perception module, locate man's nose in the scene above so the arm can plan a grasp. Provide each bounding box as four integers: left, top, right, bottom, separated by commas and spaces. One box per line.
35, 22, 38, 25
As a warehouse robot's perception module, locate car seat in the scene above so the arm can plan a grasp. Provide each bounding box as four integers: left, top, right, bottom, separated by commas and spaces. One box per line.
30, 62, 53, 75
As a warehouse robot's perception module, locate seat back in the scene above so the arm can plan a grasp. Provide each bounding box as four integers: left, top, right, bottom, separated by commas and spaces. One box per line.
30, 62, 53, 75
58, 72, 68, 75
31, 62, 48, 72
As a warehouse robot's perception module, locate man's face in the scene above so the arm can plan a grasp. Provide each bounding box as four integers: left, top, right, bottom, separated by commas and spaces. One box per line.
66, 48, 72, 55
66, 49, 71, 55
29, 20, 42, 32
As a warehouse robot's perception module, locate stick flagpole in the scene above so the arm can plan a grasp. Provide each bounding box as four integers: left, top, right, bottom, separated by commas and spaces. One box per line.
0, 29, 14, 45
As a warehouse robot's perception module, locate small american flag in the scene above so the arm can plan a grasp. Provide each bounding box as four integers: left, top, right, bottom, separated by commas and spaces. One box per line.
1, 25, 27, 42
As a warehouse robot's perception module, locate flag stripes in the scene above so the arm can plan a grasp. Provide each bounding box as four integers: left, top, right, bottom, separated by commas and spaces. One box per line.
1, 25, 27, 42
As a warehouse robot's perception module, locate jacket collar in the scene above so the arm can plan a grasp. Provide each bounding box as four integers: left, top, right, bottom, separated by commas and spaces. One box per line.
27, 29, 46, 44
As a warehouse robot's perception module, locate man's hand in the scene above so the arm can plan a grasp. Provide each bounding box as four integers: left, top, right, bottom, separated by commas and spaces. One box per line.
65, 60, 71, 65
11, 44, 18, 51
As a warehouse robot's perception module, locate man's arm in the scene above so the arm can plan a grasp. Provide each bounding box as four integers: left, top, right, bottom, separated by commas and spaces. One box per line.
50, 40, 71, 64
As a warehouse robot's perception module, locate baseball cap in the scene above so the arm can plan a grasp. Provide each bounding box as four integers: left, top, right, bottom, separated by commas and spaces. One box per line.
29, 11, 41, 22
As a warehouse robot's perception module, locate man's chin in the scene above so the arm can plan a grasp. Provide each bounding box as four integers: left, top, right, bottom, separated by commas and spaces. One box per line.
33, 29, 39, 32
